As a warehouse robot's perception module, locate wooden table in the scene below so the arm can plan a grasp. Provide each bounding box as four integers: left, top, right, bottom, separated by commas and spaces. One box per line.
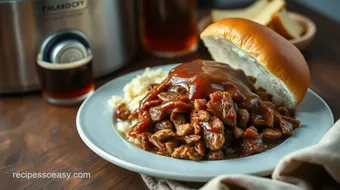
0, 2, 339, 190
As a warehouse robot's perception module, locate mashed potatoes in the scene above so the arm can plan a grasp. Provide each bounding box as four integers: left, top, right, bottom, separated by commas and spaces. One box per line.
109, 67, 168, 143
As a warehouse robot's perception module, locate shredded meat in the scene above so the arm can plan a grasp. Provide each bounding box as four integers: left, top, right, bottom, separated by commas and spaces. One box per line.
154, 120, 174, 131
257, 91, 273, 102
168, 85, 187, 94
184, 135, 201, 144
187, 149, 203, 160
275, 106, 289, 116
137, 133, 153, 150
194, 99, 207, 110
231, 126, 244, 139
238, 137, 265, 156
201, 117, 225, 151
223, 128, 234, 148
176, 124, 194, 136
274, 112, 300, 136
191, 110, 210, 122
118, 61, 301, 160
243, 126, 259, 138
157, 92, 181, 102
116, 103, 130, 120
275, 107, 296, 118
207, 150, 224, 160
280, 117, 294, 136
171, 146, 202, 160
165, 142, 178, 154
149, 136, 165, 152
194, 141, 206, 156
281, 116, 300, 128
151, 129, 175, 141
251, 101, 274, 127
262, 128, 282, 140
207, 91, 237, 126
237, 109, 250, 129
171, 146, 188, 159
129, 110, 153, 137
170, 113, 187, 128
150, 106, 167, 122
224, 147, 235, 156
160, 101, 193, 112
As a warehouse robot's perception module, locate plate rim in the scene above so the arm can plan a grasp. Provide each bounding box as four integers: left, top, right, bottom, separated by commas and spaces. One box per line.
76, 64, 334, 182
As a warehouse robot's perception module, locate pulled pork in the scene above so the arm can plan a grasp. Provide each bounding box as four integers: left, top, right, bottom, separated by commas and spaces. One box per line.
116, 61, 300, 160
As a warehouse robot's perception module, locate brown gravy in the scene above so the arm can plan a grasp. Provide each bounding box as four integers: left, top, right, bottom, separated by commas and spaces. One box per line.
168, 60, 255, 100
141, 60, 255, 106
141, 60, 274, 126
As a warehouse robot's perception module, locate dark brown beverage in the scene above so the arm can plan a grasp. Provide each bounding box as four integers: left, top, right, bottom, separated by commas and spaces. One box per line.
37, 54, 95, 105
140, 0, 198, 57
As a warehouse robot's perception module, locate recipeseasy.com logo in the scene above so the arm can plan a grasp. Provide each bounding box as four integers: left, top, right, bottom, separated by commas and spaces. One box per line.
12, 171, 91, 180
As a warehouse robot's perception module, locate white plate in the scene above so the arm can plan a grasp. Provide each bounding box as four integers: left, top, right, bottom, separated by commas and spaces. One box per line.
76, 64, 334, 182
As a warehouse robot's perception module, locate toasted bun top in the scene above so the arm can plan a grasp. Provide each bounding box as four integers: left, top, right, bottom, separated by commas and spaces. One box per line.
200, 18, 310, 107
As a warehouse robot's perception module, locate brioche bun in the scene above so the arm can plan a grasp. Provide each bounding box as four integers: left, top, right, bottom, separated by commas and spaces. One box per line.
200, 18, 310, 108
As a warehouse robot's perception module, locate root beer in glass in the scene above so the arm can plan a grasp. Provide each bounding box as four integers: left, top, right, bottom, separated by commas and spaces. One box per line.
37, 51, 95, 105
140, 0, 198, 57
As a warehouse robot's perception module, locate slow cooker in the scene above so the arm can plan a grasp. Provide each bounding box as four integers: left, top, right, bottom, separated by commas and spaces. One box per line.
0, 0, 138, 93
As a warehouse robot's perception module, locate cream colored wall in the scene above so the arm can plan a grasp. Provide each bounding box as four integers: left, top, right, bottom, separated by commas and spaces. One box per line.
214, 0, 340, 22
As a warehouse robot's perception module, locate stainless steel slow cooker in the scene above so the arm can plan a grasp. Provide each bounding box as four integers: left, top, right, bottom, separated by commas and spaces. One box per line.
0, 0, 138, 93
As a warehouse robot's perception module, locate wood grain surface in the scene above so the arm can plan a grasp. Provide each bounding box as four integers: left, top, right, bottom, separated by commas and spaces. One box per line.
0, 2, 339, 190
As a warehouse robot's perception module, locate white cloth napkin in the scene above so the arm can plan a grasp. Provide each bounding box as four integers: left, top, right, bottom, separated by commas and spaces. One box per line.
142, 119, 340, 190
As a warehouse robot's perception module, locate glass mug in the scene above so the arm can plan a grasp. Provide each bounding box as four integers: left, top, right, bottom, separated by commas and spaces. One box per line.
140, 0, 198, 57
36, 51, 95, 105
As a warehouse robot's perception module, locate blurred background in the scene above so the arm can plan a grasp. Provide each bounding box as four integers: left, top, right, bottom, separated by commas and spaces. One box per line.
0, 0, 337, 96
199, 0, 340, 22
